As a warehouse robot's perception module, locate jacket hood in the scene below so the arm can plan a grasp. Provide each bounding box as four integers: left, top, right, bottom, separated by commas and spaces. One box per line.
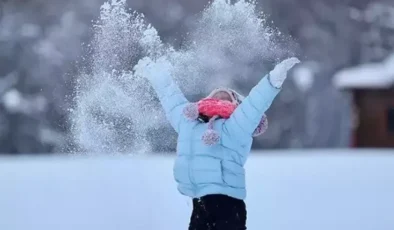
206, 87, 245, 105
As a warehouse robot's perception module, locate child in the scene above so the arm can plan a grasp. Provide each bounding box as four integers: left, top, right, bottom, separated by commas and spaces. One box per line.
134, 56, 300, 230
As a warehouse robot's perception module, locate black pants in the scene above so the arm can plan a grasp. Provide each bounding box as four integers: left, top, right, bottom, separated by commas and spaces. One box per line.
188, 194, 247, 230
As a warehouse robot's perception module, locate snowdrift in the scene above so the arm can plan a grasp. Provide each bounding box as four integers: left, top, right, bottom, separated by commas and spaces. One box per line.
1, 149, 393, 230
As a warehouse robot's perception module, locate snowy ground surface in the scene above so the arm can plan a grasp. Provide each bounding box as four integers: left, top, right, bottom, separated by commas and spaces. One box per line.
0, 149, 394, 230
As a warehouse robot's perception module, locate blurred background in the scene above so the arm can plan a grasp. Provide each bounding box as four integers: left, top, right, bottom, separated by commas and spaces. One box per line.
0, 0, 393, 154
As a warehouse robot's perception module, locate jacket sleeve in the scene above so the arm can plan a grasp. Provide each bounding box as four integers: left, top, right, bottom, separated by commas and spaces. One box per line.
147, 71, 189, 133
223, 74, 281, 140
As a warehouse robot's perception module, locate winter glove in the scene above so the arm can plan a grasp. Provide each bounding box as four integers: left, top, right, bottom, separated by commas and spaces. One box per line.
133, 56, 173, 84
268, 57, 300, 88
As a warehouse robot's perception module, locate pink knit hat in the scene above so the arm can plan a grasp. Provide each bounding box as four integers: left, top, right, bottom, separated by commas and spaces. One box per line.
183, 88, 268, 146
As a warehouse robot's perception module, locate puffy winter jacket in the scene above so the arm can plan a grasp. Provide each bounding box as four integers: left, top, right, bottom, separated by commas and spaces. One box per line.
147, 71, 280, 200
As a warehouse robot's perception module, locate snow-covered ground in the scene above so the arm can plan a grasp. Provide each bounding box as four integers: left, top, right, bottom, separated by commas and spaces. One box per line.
0, 149, 393, 230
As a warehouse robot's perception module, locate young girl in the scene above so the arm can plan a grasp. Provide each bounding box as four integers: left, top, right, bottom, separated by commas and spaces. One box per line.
134, 56, 300, 230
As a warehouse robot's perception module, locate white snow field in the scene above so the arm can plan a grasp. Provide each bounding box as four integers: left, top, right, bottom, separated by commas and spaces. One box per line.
0, 149, 393, 230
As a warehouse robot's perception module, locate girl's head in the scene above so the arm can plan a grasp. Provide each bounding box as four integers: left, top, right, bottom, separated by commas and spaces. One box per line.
182, 87, 267, 145
211, 91, 232, 102
205, 88, 244, 105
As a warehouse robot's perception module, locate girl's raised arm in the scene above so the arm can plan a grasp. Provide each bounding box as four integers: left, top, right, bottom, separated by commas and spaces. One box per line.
223, 57, 300, 140
134, 57, 189, 133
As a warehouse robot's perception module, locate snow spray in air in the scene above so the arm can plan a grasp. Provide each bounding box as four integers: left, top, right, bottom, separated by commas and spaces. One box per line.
69, 0, 166, 154
69, 0, 295, 154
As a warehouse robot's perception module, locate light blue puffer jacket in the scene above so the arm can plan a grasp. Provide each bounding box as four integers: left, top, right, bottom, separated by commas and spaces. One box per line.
148, 70, 280, 200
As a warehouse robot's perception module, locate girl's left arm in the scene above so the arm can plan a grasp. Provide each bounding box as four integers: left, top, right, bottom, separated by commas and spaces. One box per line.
223, 57, 300, 140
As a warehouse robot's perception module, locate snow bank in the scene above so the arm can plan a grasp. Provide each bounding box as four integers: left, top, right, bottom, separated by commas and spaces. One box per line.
0, 150, 394, 230
333, 54, 394, 89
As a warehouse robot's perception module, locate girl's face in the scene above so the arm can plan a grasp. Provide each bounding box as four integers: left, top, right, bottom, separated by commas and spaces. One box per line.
212, 91, 233, 102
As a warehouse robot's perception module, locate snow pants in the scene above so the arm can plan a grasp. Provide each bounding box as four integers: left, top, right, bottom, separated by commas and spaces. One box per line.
188, 194, 247, 230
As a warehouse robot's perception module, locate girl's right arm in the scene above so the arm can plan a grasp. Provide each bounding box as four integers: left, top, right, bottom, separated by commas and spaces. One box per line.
134, 57, 189, 133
